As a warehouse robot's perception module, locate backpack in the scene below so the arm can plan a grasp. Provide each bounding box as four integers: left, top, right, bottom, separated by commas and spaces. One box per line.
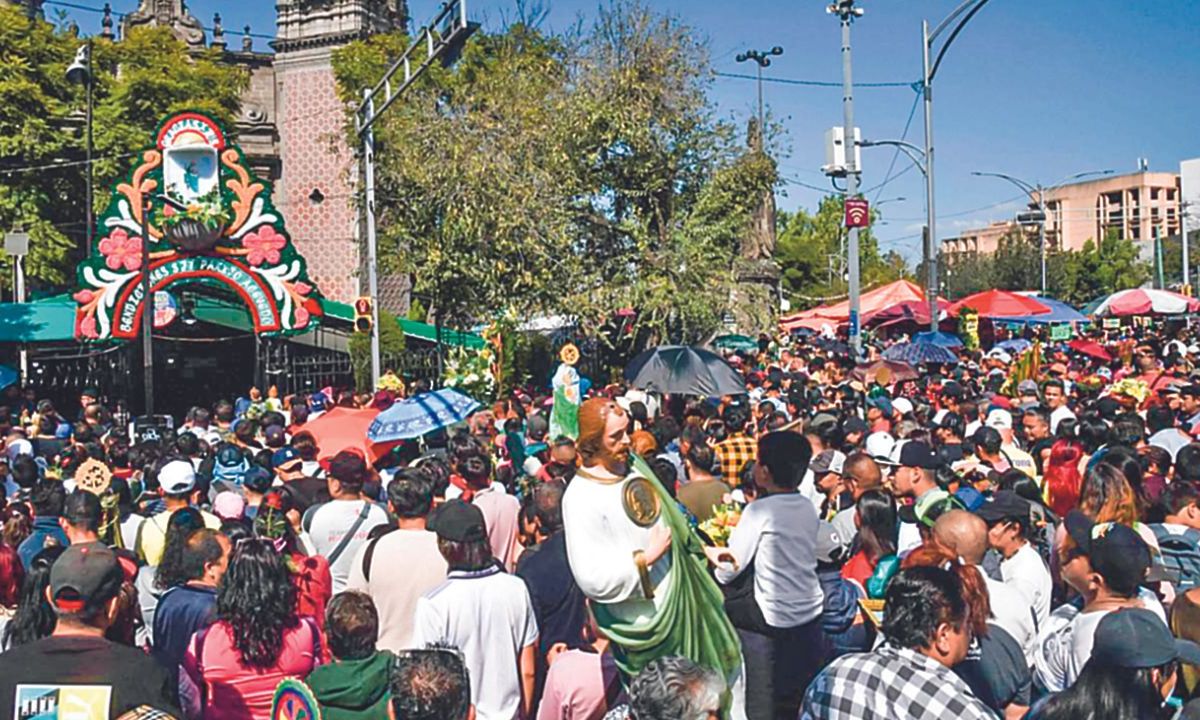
1150, 524, 1200, 589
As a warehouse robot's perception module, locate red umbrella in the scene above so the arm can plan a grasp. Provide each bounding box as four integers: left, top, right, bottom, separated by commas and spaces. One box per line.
850, 360, 919, 384
301, 407, 398, 463
1067, 339, 1112, 362
949, 290, 1052, 318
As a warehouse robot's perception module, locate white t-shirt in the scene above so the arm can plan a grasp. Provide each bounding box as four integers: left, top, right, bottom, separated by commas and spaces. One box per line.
981, 568, 1037, 667
413, 566, 538, 720
714, 493, 824, 628
346, 528, 448, 653
302, 499, 389, 594
1001, 543, 1053, 630
1034, 588, 1166, 692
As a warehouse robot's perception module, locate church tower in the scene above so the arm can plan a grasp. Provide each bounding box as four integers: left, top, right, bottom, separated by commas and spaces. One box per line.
274, 0, 408, 303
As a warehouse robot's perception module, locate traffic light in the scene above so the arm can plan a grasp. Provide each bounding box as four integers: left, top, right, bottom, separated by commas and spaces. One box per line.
354, 297, 373, 334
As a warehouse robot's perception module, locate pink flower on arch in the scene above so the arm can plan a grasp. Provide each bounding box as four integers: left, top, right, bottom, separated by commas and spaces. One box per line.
293, 307, 311, 329
244, 226, 287, 266
79, 315, 98, 339
98, 229, 143, 271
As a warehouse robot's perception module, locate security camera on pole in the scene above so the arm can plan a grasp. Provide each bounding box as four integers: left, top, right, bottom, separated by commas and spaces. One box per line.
826, 0, 864, 357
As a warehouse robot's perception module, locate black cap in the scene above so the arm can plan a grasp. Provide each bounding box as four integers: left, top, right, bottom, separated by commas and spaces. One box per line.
1064, 511, 1151, 592
842, 417, 868, 436
975, 490, 1031, 524
427, 499, 488, 543
898, 441, 941, 470
1091, 607, 1200, 668
327, 449, 368, 486
940, 382, 965, 400
49, 542, 123, 613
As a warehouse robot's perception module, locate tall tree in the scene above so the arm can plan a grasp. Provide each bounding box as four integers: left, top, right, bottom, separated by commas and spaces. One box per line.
0, 8, 246, 291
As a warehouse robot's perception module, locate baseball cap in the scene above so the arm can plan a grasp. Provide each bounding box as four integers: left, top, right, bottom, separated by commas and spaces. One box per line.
272, 446, 302, 471
243, 465, 274, 494
263, 424, 286, 448
1064, 511, 1151, 592
427, 499, 487, 543
1091, 607, 1200, 668
898, 441, 940, 470
866, 396, 894, 417
159, 460, 197, 495
975, 490, 1031, 524
842, 417, 868, 436
308, 393, 328, 412
985, 409, 1013, 431
865, 432, 897, 466
899, 488, 961, 528
214, 445, 249, 482
810, 450, 846, 476
940, 382, 965, 400
49, 542, 123, 613
213, 491, 246, 521
814, 521, 849, 564
1017, 379, 1040, 396
892, 397, 914, 416
985, 349, 1012, 364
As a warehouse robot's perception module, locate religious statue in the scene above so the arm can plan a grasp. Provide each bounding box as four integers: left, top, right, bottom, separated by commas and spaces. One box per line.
561, 398, 742, 700
549, 344, 582, 440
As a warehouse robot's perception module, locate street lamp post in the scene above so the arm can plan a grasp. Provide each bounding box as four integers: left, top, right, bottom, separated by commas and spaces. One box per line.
828, 0, 864, 357
923, 0, 995, 331
735, 46, 783, 129
66, 41, 94, 255
971, 169, 1115, 295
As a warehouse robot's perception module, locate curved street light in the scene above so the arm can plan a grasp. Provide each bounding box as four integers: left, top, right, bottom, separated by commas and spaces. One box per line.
736, 46, 784, 129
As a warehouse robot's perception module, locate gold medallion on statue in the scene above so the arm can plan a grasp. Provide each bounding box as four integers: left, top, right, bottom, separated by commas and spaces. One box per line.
622, 477, 661, 528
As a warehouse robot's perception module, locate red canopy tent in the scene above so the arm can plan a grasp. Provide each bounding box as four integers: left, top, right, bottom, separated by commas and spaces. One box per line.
781, 279, 934, 332
947, 290, 1052, 318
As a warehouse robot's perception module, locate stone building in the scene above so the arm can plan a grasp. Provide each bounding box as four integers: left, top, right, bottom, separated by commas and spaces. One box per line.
9, 0, 409, 307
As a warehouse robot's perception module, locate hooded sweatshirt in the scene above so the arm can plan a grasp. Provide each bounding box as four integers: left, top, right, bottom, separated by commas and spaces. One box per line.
306, 650, 393, 720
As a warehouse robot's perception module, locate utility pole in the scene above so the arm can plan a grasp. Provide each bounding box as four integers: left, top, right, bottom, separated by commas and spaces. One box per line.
66, 40, 94, 255
1183, 200, 1193, 294
141, 200, 153, 414
829, 0, 863, 356
736, 46, 783, 130
356, 0, 476, 389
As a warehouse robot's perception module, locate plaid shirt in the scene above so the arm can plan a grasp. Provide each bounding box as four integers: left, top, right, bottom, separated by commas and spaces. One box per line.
801, 643, 996, 720
715, 432, 757, 486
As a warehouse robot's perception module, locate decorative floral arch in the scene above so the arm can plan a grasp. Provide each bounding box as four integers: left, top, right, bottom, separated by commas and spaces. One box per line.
74, 112, 323, 340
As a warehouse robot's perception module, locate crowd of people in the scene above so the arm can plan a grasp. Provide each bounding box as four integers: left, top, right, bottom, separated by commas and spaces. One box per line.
6, 325, 1200, 719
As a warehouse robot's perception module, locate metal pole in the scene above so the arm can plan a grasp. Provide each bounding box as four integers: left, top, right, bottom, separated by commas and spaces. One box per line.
141, 208, 153, 414
1037, 184, 1047, 295
840, 6, 862, 357
85, 39, 94, 256
922, 20, 938, 330
15, 255, 26, 381
1183, 201, 1191, 293
756, 63, 764, 129
362, 89, 382, 390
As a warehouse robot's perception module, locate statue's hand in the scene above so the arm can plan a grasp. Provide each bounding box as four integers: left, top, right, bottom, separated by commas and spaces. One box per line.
643, 522, 673, 567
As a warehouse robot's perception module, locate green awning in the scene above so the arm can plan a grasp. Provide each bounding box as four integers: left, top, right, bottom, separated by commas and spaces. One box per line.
0, 295, 77, 343
320, 299, 485, 349
0, 294, 485, 350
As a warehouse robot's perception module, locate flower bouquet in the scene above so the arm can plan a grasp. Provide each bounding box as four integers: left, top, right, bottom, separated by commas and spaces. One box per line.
698, 499, 743, 547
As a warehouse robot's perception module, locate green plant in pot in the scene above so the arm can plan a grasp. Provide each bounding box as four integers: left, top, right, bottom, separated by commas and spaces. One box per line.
154, 187, 232, 253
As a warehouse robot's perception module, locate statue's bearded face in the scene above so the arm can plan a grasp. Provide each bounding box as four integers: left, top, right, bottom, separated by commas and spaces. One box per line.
600, 406, 632, 469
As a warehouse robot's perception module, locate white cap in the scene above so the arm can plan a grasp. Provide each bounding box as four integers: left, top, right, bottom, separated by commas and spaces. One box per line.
159, 460, 197, 495
985, 409, 1013, 430
892, 397, 914, 416
885, 439, 908, 467
865, 432, 896, 465
986, 349, 1012, 364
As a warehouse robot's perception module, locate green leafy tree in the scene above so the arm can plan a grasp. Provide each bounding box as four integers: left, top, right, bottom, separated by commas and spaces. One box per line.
349, 312, 406, 391
332, 1, 775, 348
0, 8, 246, 291
776, 196, 906, 308
1057, 230, 1150, 305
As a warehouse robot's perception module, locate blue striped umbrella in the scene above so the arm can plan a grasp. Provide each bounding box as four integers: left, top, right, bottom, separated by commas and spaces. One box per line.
367, 388, 481, 442
883, 341, 959, 365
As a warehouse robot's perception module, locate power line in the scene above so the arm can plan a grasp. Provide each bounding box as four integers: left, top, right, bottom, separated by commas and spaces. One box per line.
870, 90, 921, 204
714, 71, 918, 90
44, 0, 277, 41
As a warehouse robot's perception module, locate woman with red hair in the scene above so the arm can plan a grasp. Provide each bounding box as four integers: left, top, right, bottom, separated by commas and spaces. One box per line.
0, 544, 26, 644
1043, 439, 1084, 518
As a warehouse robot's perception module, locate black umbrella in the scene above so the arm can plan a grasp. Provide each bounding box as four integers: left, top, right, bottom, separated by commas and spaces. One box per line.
624, 345, 747, 397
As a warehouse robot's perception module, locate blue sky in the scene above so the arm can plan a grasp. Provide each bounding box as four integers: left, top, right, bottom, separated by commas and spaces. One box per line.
56, 0, 1200, 263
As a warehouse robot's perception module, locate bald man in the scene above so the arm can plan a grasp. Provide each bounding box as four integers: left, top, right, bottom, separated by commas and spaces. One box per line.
933, 511, 1036, 665
830, 453, 884, 548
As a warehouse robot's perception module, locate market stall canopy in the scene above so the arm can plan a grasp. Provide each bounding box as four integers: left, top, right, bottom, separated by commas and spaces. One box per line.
624, 345, 746, 396
780, 279, 930, 332
865, 299, 950, 327
851, 359, 919, 384
1001, 297, 1088, 325
711, 334, 758, 352
948, 290, 1052, 318
1090, 288, 1200, 317
368, 388, 481, 442
1067, 339, 1113, 362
